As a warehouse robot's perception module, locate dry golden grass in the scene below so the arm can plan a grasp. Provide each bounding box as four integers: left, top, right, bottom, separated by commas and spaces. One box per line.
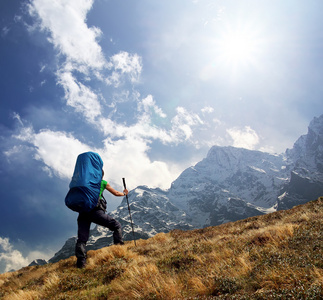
0, 197, 322, 299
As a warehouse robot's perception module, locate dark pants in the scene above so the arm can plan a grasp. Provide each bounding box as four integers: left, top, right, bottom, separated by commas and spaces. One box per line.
75, 209, 123, 266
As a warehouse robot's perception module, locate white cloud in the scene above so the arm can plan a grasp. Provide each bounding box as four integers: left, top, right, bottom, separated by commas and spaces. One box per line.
26, 250, 53, 264
32, 130, 92, 178
10, 106, 207, 189
138, 95, 167, 118
0, 237, 11, 252
99, 115, 171, 146
58, 70, 102, 122
12, 112, 24, 126
170, 107, 203, 141
227, 126, 259, 150
28, 0, 105, 71
101, 137, 178, 189
0, 237, 28, 273
98, 97, 205, 147
9, 120, 178, 188
28, 0, 109, 126
259, 145, 276, 154
1, 26, 10, 37
0, 237, 53, 274
9, 98, 215, 188
201, 106, 214, 114
106, 51, 143, 87
28, 0, 144, 126
39, 64, 46, 72
12, 125, 91, 178
213, 118, 222, 125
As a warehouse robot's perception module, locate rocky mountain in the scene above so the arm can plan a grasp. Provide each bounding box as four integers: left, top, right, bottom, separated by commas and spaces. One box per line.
28, 259, 47, 267
48, 114, 323, 264
167, 146, 288, 227
278, 115, 323, 210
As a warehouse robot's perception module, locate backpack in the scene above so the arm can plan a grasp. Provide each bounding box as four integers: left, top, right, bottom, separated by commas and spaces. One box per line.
65, 151, 103, 213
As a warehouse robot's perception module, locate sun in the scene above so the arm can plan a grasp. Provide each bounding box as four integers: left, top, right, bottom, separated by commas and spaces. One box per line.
220, 34, 255, 62
215, 24, 263, 69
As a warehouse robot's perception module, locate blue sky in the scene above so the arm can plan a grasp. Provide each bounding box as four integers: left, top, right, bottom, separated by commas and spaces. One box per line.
0, 0, 322, 272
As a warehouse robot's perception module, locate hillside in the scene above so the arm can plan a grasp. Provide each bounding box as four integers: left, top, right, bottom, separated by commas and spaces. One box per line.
0, 198, 322, 299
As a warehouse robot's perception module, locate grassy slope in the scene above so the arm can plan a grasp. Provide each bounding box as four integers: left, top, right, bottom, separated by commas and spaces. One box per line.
0, 197, 322, 300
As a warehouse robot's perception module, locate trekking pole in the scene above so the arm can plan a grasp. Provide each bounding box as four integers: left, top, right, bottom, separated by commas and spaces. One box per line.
122, 178, 136, 246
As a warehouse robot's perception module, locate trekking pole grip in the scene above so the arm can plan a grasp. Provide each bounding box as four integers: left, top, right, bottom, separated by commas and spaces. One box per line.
122, 177, 127, 190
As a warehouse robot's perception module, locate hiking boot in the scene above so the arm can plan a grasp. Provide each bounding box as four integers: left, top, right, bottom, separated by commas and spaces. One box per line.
114, 241, 124, 245
76, 258, 86, 269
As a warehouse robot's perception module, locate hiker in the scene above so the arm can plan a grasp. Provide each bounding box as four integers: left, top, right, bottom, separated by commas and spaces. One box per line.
75, 170, 128, 268
65, 152, 128, 269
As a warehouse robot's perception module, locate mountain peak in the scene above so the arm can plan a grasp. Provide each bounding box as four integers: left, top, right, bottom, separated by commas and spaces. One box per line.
309, 114, 323, 135
286, 114, 323, 166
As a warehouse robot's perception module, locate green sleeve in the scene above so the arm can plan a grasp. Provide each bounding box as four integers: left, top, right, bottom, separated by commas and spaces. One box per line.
99, 180, 107, 199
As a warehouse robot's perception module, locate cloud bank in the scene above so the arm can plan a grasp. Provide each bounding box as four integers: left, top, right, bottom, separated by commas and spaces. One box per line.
0, 237, 52, 273
3, 0, 263, 192
227, 126, 260, 150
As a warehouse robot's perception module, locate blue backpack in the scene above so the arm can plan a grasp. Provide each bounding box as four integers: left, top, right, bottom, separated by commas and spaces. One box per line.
65, 152, 103, 213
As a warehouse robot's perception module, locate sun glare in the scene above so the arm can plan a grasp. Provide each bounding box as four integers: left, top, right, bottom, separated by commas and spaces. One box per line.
221, 34, 254, 61
216, 24, 263, 70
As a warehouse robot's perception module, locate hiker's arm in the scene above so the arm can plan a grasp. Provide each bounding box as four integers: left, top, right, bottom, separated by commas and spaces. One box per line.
105, 183, 128, 196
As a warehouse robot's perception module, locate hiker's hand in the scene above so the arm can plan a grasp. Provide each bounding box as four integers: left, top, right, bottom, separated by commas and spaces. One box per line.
123, 189, 128, 196
106, 184, 128, 197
